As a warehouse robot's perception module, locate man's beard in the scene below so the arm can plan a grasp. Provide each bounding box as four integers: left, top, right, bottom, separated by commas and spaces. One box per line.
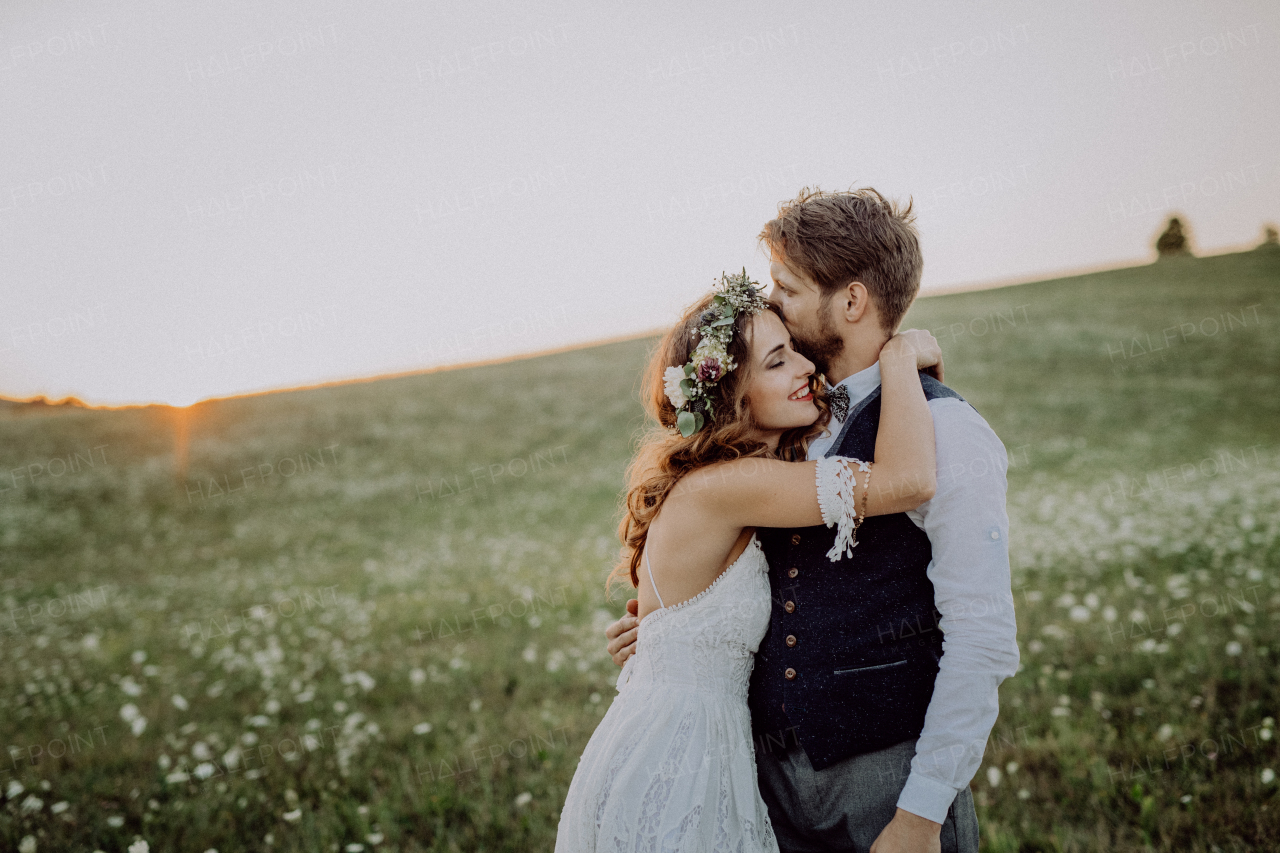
789, 296, 844, 378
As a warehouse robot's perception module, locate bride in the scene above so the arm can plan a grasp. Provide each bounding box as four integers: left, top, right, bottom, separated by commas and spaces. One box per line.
554, 272, 940, 852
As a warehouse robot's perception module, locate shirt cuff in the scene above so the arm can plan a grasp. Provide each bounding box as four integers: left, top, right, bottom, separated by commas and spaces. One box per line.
896, 771, 960, 825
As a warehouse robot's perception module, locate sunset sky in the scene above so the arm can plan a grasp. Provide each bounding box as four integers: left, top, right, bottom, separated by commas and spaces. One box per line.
2, 0, 1276, 406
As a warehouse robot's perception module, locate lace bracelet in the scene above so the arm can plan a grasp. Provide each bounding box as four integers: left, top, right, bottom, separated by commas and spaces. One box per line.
815, 456, 874, 560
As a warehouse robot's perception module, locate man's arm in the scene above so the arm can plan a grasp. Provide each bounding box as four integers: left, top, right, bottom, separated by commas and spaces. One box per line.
895, 398, 1021, 823
605, 598, 639, 666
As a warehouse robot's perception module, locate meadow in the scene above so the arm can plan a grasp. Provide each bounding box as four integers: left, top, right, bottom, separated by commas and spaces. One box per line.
1, 248, 1278, 852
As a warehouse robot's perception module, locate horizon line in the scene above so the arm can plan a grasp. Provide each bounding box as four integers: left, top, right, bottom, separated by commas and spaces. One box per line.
3, 244, 1262, 412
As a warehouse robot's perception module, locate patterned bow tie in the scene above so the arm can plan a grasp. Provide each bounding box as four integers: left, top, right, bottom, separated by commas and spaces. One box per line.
826, 384, 850, 421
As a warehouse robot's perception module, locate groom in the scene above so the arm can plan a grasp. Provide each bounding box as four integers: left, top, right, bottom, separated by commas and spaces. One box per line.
605, 187, 1020, 853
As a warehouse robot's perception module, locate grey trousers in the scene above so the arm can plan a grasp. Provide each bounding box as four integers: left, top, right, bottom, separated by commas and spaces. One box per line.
755, 736, 979, 853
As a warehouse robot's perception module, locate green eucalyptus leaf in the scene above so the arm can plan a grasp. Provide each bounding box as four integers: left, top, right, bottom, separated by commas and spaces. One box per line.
693, 412, 705, 432
683, 362, 695, 377
677, 410, 697, 437
679, 378, 694, 397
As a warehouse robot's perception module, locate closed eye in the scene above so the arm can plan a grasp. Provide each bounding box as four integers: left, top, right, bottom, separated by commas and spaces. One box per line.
770, 341, 798, 368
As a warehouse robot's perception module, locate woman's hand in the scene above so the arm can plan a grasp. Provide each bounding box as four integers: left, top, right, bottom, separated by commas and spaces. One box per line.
881, 329, 944, 382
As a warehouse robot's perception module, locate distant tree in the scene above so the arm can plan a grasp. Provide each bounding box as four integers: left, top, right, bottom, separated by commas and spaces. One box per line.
1156, 216, 1191, 257
1259, 224, 1279, 250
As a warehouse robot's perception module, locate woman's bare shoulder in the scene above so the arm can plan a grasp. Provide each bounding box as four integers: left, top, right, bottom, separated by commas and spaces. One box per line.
672, 456, 793, 495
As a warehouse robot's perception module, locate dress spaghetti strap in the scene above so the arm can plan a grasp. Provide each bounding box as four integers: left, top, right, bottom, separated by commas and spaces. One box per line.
644, 547, 665, 609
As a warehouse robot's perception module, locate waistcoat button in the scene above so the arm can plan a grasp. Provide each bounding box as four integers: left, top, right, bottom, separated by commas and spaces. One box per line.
784, 667, 796, 680
784, 600, 796, 613
791, 534, 801, 545
788, 568, 798, 578
785, 634, 797, 647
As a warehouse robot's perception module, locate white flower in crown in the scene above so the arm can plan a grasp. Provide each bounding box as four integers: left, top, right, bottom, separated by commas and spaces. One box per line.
663, 366, 689, 409
665, 268, 769, 437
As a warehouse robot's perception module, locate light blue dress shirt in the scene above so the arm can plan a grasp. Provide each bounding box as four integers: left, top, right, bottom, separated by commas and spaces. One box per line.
808, 362, 1021, 824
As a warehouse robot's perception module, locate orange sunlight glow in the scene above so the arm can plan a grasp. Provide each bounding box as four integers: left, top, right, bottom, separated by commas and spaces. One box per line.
170, 405, 192, 484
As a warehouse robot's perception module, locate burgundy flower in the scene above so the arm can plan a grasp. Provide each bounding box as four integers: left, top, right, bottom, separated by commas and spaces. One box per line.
695, 357, 723, 383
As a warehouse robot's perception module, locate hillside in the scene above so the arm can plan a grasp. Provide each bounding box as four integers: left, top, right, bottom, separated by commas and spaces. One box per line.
1, 249, 1277, 852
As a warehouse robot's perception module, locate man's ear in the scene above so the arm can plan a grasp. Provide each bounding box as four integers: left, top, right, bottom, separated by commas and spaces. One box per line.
837, 281, 872, 324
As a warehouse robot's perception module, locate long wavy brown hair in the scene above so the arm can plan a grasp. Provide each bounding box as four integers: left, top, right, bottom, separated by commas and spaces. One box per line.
608, 295, 831, 594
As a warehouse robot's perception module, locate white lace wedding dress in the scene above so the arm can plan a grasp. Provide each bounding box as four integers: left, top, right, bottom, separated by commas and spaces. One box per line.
554, 457, 861, 852
555, 534, 777, 852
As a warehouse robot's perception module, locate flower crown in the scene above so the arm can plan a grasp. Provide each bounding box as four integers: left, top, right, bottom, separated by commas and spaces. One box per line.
663, 269, 769, 437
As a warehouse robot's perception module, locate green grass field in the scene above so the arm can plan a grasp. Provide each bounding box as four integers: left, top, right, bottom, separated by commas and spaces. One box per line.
2, 248, 1278, 852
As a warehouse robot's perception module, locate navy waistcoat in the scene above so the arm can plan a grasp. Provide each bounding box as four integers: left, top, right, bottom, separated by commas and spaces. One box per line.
747, 373, 965, 771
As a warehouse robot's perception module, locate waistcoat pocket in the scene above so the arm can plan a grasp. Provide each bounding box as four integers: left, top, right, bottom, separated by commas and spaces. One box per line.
833, 658, 908, 675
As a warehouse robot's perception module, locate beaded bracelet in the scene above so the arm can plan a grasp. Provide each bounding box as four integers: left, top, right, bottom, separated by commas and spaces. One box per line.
860, 461, 872, 525
850, 459, 872, 548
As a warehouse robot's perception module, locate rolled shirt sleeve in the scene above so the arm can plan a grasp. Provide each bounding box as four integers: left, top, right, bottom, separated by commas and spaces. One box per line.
895, 397, 1021, 824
